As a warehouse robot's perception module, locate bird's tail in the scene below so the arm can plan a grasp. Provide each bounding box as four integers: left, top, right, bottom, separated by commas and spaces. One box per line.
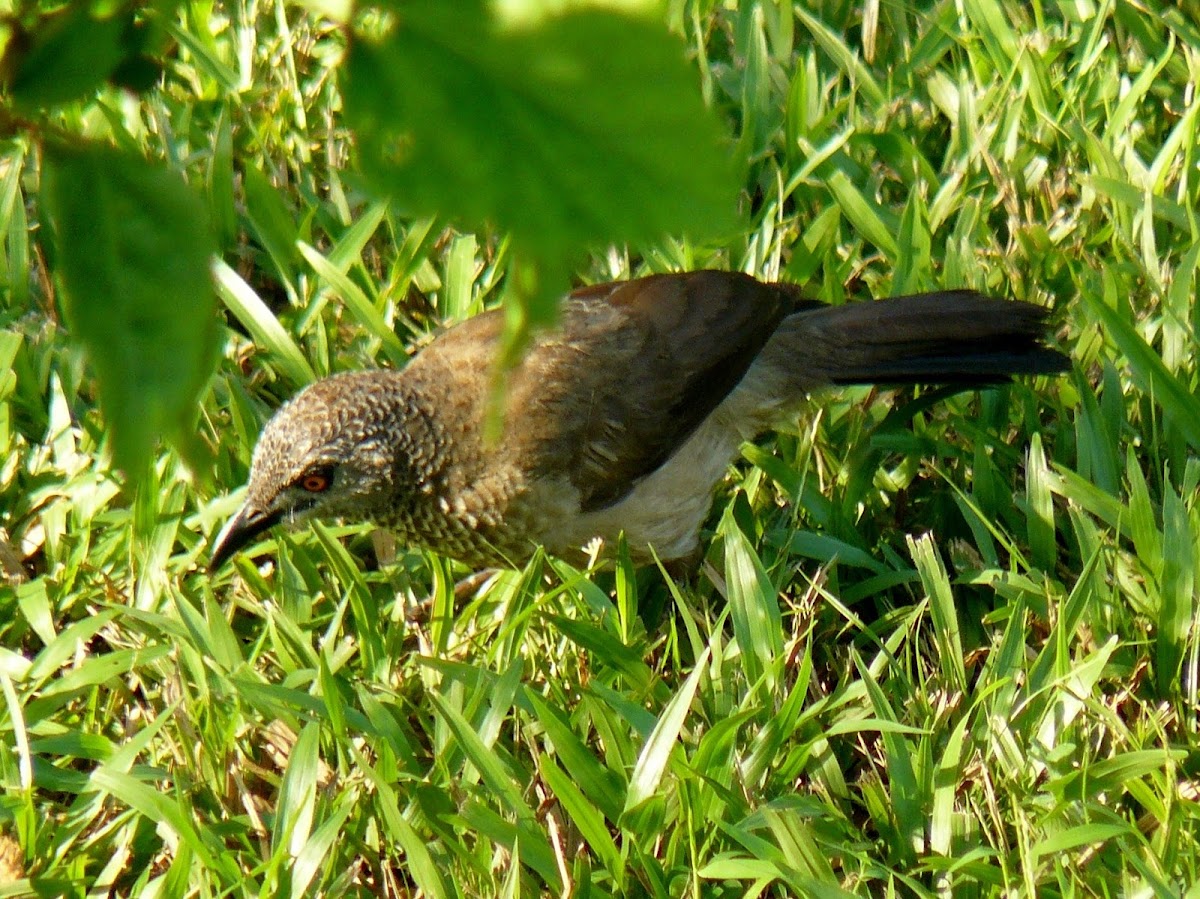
779, 290, 1068, 387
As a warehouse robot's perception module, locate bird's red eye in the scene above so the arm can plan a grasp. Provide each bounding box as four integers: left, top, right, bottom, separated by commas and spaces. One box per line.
300, 472, 331, 492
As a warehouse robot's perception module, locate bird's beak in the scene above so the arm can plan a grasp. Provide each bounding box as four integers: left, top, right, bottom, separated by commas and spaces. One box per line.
209, 502, 284, 571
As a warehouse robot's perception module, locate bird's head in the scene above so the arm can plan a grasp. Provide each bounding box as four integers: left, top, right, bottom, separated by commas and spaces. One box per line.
209, 370, 422, 570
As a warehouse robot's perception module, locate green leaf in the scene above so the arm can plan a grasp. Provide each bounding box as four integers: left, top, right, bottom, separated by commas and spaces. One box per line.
1085, 291, 1200, 452
243, 164, 300, 284
1030, 823, 1132, 862
353, 747, 451, 899
962, 0, 1019, 70
1026, 431, 1056, 572
907, 534, 966, 693
541, 760, 623, 877
343, 2, 737, 304
4, 6, 127, 109
43, 143, 218, 476
291, 791, 356, 896
430, 692, 532, 820
892, 188, 932, 294
525, 690, 624, 822
826, 169, 898, 259
88, 768, 223, 872
761, 807, 840, 885
548, 614, 655, 695
623, 648, 708, 813
213, 260, 316, 386
791, 6, 884, 106
855, 655, 921, 861
1157, 488, 1193, 697
720, 508, 783, 692
298, 241, 408, 366
275, 721, 320, 857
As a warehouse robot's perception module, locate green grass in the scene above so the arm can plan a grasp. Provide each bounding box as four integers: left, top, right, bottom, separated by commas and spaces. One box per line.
2, 0, 1200, 896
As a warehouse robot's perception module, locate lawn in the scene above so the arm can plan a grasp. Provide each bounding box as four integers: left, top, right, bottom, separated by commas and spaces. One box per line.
1, 0, 1198, 896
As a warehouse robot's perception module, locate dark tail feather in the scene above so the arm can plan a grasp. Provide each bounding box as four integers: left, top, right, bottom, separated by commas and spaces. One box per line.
796, 290, 1069, 386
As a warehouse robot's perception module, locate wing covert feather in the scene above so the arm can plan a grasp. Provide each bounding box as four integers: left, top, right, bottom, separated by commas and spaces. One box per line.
511, 271, 795, 511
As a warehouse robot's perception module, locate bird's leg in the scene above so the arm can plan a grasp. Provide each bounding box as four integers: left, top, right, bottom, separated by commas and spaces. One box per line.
661, 546, 706, 583
404, 567, 499, 625
369, 530, 490, 623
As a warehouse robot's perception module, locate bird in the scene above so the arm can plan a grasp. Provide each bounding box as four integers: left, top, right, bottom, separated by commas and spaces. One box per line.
209, 270, 1067, 571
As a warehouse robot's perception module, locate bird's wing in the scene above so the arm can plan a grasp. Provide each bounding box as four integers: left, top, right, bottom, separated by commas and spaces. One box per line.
511, 270, 803, 512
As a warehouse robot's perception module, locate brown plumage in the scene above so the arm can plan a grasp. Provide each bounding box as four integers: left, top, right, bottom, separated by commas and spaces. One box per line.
210, 270, 1067, 570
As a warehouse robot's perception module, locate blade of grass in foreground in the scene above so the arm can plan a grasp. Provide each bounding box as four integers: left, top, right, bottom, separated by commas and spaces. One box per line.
623, 648, 709, 814
214, 259, 316, 386
721, 508, 783, 693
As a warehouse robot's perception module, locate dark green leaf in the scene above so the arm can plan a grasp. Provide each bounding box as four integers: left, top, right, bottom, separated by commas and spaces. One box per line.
109, 54, 163, 93
5, 6, 127, 109
242, 164, 299, 283
43, 142, 218, 476
343, 2, 738, 305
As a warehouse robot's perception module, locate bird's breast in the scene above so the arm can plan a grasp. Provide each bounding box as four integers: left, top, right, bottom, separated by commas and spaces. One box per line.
379, 459, 563, 567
